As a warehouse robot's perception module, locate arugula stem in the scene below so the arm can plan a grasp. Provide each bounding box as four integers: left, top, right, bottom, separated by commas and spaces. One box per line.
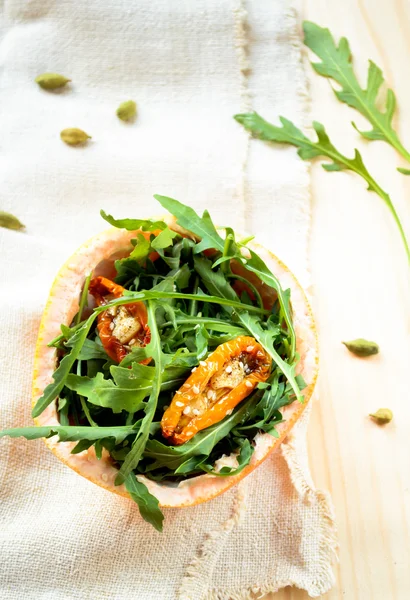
79, 397, 97, 427
98, 291, 271, 316
126, 412, 135, 426
221, 233, 234, 274
115, 301, 164, 485
47, 321, 84, 348
76, 272, 92, 325
189, 276, 199, 316
76, 360, 97, 427
159, 317, 245, 334
227, 273, 264, 310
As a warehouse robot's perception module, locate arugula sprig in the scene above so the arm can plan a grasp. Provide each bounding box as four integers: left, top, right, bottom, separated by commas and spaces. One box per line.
114, 301, 166, 485
235, 112, 410, 263
303, 21, 410, 170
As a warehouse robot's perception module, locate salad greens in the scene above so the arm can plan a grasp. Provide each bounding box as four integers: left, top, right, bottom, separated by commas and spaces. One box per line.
0, 197, 305, 531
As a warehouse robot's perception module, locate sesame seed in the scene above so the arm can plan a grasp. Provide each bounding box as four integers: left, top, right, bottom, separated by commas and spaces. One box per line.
185, 431, 193, 436
192, 408, 200, 416
207, 389, 214, 399
257, 351, 264, 357
246, 345, 254, 352
183, 406, 191, 415
129, 338, 136, 346
175, 401, 184, 407
191, 367, 197, 373
199, 361, 207, 367
183, 383, 191, 389
225, 365, 232, 373
239, 361, 244, 368
109, 322, 115, 330
175, 390, 182, 395
245, 380, 253, 388
192, 384, 200, 394
225, 409, 233, 416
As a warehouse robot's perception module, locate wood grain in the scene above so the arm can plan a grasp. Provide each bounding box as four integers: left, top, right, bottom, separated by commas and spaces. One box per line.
265, 0, 410, 598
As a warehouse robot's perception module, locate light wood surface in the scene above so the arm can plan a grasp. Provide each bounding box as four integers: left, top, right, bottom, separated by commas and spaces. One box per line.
266, 1, 410, 598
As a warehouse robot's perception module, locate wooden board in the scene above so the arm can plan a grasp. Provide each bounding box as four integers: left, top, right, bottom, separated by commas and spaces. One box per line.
265, 0, 410, 598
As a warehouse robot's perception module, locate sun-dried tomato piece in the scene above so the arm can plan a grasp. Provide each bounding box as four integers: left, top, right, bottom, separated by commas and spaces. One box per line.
161, 335, 271, 445
89, 276, 150, 363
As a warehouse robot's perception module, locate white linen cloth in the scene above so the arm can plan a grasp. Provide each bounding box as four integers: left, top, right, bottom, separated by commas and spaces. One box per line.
0, 1, 337, 598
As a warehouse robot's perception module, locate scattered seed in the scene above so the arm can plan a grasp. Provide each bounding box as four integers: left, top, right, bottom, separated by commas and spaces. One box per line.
246, 345, 254, 352
129, 338, 136, 346
191, 367, 197, 372
183, 383, 191, 389
192, 384, 200, 394
109, 322, 115, 330
192, 409, 200, 416
199, 360, 207, 367
225, 365, 233, 374
225, 409, 233, 416
185, 431, 193, 436
175, 401, 184, 407
183, 406, 191, 415
245, 380, 253, 388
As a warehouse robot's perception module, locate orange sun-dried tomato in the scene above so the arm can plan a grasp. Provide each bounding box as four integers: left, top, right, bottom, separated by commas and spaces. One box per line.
161, 335, 271, 445
89, 276, 150, 363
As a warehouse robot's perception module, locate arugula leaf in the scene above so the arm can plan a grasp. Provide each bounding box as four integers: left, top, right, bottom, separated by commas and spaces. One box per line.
195, 324, 209, 359
151, 227, 177, 250
32, 314, 98, 418
241, 249, 296, 358
129, 233, 151, 261
0, 425, 135, 444
154, 195, 225, 253
303, 21, 410, 164
66, 363, 187, 413
65, 337, 108, 361
174, 455, 208, 474
200, 438, 254, 476
71, 439, 95, 454
193, 256, 238, 311
143, 394, 258, 471
66, 365, 152, 414
237, 312, 303, 403
235, 112, 410, 264
115, 301, 165, 485
173, 263, 191, 290
124, 473, 164, 532
100, 210, 166, 232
